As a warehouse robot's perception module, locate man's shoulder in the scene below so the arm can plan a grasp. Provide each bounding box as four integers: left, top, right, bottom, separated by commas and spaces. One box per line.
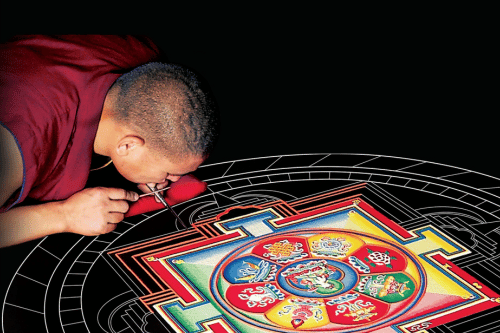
0, 35, 162, 120
0, 35, 162, 77
50, 35, 161, 66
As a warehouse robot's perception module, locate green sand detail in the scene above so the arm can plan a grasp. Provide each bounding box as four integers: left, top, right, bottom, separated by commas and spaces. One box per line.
244, 312, 270, 325
355, 272, 416, 303
167, 303, 221, 332
174, 261, 218, 298
164, 262, 224, 332
217, 273, 230, 296
316, 279, 344, 295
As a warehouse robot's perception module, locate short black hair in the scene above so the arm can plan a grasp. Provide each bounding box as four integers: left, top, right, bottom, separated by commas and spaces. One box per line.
111, 62, 219, 160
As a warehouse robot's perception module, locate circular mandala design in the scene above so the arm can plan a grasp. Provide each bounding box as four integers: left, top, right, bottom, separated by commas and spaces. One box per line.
210, 229, 426, 332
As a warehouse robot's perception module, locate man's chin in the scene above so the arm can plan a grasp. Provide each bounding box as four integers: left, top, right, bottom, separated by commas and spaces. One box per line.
115, 170, 139, 184
123, 176, 143, 184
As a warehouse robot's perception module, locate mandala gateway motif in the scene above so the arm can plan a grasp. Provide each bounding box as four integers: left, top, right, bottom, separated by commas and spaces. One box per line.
110, 187, 500, 333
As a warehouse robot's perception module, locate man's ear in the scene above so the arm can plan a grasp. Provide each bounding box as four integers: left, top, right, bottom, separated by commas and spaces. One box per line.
116, 135, 145, 156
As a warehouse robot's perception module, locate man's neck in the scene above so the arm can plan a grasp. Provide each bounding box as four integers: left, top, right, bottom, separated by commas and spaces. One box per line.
93, 88, 117, 157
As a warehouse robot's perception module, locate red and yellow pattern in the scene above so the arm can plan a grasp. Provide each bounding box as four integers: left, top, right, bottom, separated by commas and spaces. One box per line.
110, 185, 500, 333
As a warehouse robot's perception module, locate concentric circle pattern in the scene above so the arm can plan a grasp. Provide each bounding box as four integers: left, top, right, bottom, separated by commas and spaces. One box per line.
3, 154, 500, 333
212, 229, 425, 331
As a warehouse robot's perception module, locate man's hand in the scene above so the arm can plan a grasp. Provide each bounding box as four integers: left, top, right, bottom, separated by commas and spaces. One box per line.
0, 187, 138, 248
60, 187, 139, 235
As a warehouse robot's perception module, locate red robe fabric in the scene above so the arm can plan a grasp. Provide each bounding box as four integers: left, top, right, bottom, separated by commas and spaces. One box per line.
0, 35, 162, 211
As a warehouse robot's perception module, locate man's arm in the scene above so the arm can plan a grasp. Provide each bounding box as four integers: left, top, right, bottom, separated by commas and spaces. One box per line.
0, 124, 23, 208
0, 125, 139, 248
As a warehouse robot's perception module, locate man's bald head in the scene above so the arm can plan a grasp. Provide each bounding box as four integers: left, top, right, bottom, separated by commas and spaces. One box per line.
110, 62, 219, 161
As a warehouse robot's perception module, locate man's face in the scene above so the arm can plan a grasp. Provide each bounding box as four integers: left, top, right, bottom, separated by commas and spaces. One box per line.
112, 148, 206, 186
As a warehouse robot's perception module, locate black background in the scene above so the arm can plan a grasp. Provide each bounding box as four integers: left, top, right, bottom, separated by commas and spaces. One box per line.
147, 26, 495, 178
0, 25, 495, 177
0, 18, 497, 332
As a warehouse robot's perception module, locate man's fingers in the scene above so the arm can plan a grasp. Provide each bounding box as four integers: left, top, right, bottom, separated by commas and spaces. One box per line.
108, 200, 130, 214
137, 184, 150, 194
103, 222, 118, 234
106, 188, 139, 202
108, 212, 125, 225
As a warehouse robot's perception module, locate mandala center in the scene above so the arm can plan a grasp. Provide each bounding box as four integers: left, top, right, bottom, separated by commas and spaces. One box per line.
277, 259, 359, 298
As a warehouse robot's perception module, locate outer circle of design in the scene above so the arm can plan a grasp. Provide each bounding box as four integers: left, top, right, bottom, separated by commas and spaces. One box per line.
209, 228, 427, 333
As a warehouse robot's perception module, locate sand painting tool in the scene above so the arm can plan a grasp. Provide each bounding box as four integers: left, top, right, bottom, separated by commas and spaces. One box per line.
138, 187, 171, 197
145, 184, 189, 229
